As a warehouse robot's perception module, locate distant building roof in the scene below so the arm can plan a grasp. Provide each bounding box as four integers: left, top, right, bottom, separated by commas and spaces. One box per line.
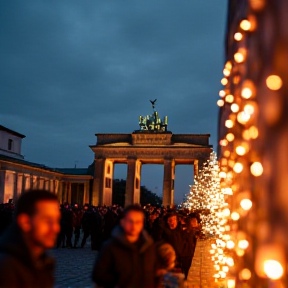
0, 154, 90, 176
55, 168, 90, 175
0, 125, 26, 139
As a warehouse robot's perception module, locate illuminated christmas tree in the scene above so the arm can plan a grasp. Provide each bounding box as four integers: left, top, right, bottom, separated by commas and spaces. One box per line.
182, 151, 231, 281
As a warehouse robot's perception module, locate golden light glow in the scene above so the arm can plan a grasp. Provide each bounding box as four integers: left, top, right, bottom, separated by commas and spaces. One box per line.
223, 150, 230, 157
227, 240, 235, 249
234, 32, 243, 41
244, 104, 255, 115
223, 68, 231, 77
231, 103, 239, 113
234, 52, 245, 63
226, 258, 234, 267
219, 90, 226, 97
233, 162, 243, 173
240, 199, 252, 210
237, 111, 251, 124
241, 87, 252, 99
225, 94, 234, 103
219, 171, 227, 178
221, 78, 228, 85
242, 129, 251, 140
249, 126, 259, 139
231, 212, 240, 221
236, 248, 245, 257
236, 145, 247, 156
220, 139, 228, 146
226, 133, 235, 142
238, 240, 249, 250
249, 0, 266, 11
225, 61, 232, 70
239, 269, 252, 280
227, 279, 236, 288
217, 99, 225, 107
225, 119, 234, 128
223, 208, 231, 217
240, 19, 252, 31
266, 75, 283, 91
250, 162, 263, 176
264, 260, 284, 280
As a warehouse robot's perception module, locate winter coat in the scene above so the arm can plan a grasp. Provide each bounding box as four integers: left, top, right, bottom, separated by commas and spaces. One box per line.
92, 225, 158, 288
0, 223, 55, 288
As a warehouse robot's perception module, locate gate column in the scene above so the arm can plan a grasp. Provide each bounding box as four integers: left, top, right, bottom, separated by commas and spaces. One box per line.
163, 159, 175, 207
125, 158, 142, 206
92, 158, 105, 206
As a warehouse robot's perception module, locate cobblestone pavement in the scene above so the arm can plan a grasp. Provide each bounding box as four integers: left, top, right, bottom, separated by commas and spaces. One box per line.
51, 236, 98, 288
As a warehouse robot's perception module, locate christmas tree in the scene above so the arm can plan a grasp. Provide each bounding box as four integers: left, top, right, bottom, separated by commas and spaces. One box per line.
182, 151, 231, 281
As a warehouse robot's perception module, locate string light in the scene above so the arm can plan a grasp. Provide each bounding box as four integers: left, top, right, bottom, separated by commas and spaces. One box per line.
231, 212, 240, 221
225, 94, 234, 103
225, 120, 234, 128
226, 133, 235, 142
221, 78, 228, 85
233, 162, 243, 173
240, 199, 252, 210
231, 103, 239, 113
238, 240, 249, 250
244, 104, 255, 115
236, 145, 247, 156
264, 260, 284, 280
241, 87, 253, 99
217, 99, 225, 107
239, 269, 252, 280
234, 32, 243, 41
219, 90, 226, 97
237, 111, 251, 124
250, 162, 263, 176
266, 75, 282, 90
240, 19, 251, 31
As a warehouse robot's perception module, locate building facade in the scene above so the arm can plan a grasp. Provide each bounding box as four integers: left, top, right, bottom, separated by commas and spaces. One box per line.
0, 125, 93, 205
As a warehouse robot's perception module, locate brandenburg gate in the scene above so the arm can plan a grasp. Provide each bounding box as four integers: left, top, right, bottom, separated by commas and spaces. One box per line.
90, 101, 212, 207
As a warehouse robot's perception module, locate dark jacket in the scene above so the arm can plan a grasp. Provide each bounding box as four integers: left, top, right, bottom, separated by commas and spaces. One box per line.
0, 223, 55, 288
92, 225, 157, 288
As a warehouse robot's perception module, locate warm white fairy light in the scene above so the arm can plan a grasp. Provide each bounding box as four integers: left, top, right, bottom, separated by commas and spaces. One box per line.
181, 151, 230, 281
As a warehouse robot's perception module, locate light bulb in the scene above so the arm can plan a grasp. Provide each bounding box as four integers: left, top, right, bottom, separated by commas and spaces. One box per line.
231, 103, 239, 113
225, 120, 234, 128
240, 19, 251, 31
234, 32, 243, 41
266, 75, 283, 91
264, 260, 284, 280
239, 269, 252, 280
249, 126, 259, 139
233, 162, 243, 173
221, 78, 228, 85
226, 133, 235, 142
236, 145, 246, 156
217, 99, 225, 107
223, 68, 231, 77
238, 240, 249, 250
222, 208, 231, 217
219, 171, 227, 178
241, 87, 253, 99
244, 104, 255, 115
231, 212, 240, 221
219, 90, 226, 97
226, 257, 234, 267
250, 162, 263, 176
234, 52, 245, 63
240, 199, 252, 210
236, 248, 245, 257
237, 111, 251, 124
225, 94, 234, 103
227, 240, 235, 249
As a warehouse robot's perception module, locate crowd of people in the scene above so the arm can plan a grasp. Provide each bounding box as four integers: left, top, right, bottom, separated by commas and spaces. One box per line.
0, 190, 202, 288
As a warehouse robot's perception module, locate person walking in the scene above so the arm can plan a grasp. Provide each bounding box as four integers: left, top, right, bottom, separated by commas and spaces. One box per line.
91, 204, 158, 288
0, 189, 61, 288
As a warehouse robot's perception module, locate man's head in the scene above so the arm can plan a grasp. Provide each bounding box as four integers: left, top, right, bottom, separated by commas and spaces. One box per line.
120, 204, 144, 238
166, 212, 178, 230
15, 189, 61, 250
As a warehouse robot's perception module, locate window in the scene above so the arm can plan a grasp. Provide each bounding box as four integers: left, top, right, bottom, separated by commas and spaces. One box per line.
105, 177, 112, 188
8, 139, 13, 151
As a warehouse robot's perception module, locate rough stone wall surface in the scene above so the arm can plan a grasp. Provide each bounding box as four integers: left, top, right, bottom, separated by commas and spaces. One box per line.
186, 239, 218, 288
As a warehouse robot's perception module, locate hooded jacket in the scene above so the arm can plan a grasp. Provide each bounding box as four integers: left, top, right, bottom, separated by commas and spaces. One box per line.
0, 223, 55, 288
92, 225, 157, 288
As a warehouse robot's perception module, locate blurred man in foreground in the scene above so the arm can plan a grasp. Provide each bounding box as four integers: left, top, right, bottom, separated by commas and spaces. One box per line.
0, 189, 61, 288
92, 204, 158, 288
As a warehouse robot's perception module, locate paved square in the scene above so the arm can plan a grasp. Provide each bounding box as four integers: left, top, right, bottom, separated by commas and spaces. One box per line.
51, 237, 98, 288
